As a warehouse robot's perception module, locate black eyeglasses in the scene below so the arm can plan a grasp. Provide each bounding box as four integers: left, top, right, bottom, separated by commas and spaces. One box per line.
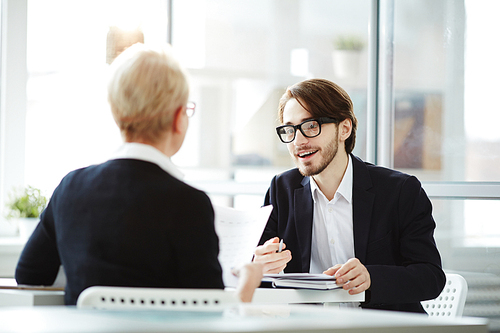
276, 117, 337, 143
186, 101, 196, 118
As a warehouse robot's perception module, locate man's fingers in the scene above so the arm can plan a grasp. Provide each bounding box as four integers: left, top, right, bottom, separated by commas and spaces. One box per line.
263, 254, 289, 273
336, 266, 362, 284
323, 264, 342, 276
263, 237, 279, 245
255, 237, 284, 256
254, 244, 277, 256
263, 260, 288, 274
346, 281, 369, 294
254, 250, 291, 274
342, 274, 364, 289
254, 237, 291, 274
346, 274, 371, 294
334, 258, 360, 278
254, 250, 291, 263
331, 258, 371, 293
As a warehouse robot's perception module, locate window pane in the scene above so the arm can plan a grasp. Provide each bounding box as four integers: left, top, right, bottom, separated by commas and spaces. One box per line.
433, 199, 500, 249
25, 0, 169, 193
432, 198, 500, 322
393, 0, 500, 182
171, 0, 371, 175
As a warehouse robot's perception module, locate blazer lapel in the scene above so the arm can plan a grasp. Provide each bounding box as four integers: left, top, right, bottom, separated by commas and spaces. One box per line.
351, 155, 375, 264
295, 177, 313, 273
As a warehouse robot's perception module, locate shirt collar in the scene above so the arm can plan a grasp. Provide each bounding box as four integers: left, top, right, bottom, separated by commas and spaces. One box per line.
310, 155, 353, 204
338, 155, 353, 203
109, 143, 184, 180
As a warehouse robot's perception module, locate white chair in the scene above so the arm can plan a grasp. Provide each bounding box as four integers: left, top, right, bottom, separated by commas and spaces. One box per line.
77, 286, 238, 310
421, 273, 468, 317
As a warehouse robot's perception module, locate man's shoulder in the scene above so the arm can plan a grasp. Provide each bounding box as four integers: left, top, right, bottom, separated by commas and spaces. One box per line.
352, 155, 421, 189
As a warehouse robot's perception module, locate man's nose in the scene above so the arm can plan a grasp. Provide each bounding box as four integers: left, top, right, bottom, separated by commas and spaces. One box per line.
293, 129, 308, 145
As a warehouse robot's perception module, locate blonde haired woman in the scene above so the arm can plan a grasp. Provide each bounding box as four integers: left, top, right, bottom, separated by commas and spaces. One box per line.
16, 43, 262, 305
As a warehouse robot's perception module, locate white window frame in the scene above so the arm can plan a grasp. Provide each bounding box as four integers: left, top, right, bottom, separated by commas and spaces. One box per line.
0, 0, 28, 235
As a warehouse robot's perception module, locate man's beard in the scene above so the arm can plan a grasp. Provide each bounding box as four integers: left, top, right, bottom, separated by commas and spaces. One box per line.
296, 139, 338, 177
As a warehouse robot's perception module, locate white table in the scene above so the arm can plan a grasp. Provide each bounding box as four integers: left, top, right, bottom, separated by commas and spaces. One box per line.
0, 304, 488, 333
0, 289, 64, 306
0, 278, 65, 307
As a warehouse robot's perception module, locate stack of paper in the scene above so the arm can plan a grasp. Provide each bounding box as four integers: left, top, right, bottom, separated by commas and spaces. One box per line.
262, 273, 340, 290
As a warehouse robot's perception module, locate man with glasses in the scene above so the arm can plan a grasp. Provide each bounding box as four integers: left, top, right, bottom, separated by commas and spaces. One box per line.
254, 78, 445, 313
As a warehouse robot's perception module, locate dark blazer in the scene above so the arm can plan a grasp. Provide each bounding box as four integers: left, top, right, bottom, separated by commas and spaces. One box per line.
260, 154, 445, 313
16, 159, 224, 305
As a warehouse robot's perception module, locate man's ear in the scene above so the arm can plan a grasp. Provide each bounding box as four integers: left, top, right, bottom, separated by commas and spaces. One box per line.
172, 105, 185, 134
338, 119, 352, 142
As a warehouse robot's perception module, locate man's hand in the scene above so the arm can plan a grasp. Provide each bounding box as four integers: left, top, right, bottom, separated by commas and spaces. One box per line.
323, 258, 370, 295
253, 237, 292, 274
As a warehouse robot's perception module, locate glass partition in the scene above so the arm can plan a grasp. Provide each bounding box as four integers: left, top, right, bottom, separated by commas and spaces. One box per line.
391, 2, 500, 327
392, 0, 500, 182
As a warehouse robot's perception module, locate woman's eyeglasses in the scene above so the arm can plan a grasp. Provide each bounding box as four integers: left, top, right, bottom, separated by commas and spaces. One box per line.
186, 102, 196, 118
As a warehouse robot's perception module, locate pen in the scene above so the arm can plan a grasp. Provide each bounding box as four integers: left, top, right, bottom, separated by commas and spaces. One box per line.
278, 239, 283, 253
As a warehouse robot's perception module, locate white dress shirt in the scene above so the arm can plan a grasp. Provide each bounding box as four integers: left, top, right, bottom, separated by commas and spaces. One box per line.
309, 155, 354, 274
309, 156, 359, 308
109, 143, 184, 180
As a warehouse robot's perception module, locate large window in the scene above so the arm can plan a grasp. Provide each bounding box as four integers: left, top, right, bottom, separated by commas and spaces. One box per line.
389, 1, 500, 323
390, 1, 500, 249
170, 0, 371, 208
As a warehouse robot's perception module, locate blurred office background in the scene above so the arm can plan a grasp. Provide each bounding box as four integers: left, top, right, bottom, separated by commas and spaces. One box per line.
0, 0, 499, 329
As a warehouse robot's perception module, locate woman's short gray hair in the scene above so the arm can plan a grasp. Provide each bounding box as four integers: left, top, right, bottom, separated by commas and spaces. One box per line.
108, 43, 189, 143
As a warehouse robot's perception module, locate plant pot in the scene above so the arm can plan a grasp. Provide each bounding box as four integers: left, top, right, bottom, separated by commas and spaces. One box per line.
332, 50, 361, 78
18, 217, 40, 241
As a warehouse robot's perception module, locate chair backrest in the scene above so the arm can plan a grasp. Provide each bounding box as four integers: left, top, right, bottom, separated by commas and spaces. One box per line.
77, 286, 238, 310
421, 273, 468, 317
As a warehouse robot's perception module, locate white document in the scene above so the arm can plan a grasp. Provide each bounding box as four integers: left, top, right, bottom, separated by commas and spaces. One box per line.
213, 205, 273, 287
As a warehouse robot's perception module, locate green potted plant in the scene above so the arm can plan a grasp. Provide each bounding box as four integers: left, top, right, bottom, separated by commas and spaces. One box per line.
333, 35, 365, 52
6, 186, 48, 240
332, 34, 365, 78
